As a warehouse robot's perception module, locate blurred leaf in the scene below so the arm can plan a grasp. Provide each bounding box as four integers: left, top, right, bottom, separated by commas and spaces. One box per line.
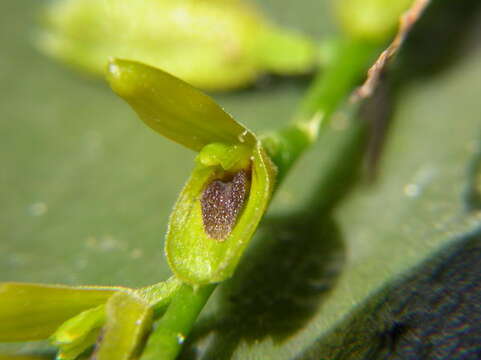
0, 283, 119, 341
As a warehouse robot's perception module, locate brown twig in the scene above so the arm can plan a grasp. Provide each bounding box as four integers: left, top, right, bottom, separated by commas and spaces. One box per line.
353, 0, 431, 100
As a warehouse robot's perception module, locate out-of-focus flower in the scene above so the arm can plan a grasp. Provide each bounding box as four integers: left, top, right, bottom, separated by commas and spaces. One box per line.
39, 0, 318, 90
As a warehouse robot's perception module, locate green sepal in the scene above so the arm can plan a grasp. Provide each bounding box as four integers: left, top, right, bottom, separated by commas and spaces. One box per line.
106, 59, 256, 152
197, 143, 252, 172
166, 142, 276, 284
0, 283, 120, 341
94, 292, 153, 360
51, 305, 105, 360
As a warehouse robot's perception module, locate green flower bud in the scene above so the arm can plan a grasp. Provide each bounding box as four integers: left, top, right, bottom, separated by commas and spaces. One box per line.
51, 305, 105, 360
107, 58, 277, 285
39, 0, 317, 90
335, 0, 414, 41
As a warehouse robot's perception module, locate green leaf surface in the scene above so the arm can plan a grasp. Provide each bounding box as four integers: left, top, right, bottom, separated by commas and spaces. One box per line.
106, 58, 256, 152
0, 283, 119, 342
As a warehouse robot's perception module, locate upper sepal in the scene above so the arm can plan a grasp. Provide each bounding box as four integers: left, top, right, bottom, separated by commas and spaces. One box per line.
107, 59, 256, 152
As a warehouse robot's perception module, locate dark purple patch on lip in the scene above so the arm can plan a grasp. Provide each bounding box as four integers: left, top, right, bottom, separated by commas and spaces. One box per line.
201, 170, 251, 241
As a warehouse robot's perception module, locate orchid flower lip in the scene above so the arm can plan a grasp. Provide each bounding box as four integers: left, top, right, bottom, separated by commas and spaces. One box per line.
201, 168, 251, 241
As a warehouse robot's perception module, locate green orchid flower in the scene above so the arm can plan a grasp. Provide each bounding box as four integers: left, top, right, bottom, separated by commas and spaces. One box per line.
106, 58, 277, 284
39, 0, 317, 91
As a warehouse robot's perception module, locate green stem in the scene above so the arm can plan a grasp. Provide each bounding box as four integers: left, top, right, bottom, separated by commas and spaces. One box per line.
140, 284, 216, 360
262, 38, 380, 181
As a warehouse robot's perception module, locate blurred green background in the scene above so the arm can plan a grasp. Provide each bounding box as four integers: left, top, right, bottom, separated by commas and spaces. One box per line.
1, 1, 481, 359
0, 0, 333, 287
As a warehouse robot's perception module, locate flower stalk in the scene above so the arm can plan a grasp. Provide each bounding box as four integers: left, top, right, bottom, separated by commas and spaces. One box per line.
262, 38, 380, 181
140, 284, 216, 360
